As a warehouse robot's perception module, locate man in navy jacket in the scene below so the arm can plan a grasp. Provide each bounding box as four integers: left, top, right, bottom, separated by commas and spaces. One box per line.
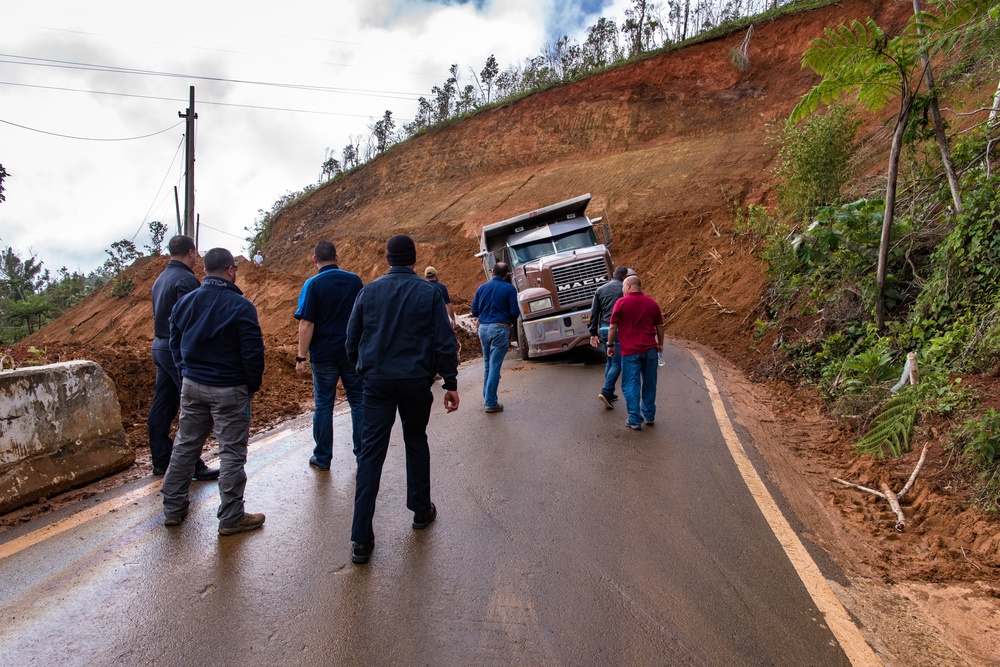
147, 235, 218, 479
162, 247, 267, 536
347, 234, 459, 564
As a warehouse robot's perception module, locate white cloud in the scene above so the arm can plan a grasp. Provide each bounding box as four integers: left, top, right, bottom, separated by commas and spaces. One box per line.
0, 0, 631, 273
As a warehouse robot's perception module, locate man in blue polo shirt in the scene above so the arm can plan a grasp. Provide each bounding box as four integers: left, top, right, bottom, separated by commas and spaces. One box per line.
471, 262, 520, 413
294, 241, 364, 471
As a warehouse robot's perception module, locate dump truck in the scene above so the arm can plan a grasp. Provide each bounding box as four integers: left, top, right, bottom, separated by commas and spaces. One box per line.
476, 193, 614, 360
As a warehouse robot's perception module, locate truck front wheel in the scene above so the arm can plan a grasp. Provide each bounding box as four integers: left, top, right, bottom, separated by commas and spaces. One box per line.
516, 318, 530, 361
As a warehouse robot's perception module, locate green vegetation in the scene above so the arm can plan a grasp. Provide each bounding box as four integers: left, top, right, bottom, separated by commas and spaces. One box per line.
0, 221, 164, 342
741, 0, 1000, 508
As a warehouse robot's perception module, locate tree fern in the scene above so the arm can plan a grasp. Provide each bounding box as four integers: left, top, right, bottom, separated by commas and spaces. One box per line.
855, 388, 919, 458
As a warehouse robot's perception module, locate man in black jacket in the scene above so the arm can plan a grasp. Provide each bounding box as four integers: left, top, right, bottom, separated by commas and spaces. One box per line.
148, 235, 218, 479
589, 265, 630, 409
347, 234, 459, 564
162, 247, 267, 536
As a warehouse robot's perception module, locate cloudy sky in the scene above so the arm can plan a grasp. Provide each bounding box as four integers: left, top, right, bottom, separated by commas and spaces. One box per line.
1, 0, 634, 275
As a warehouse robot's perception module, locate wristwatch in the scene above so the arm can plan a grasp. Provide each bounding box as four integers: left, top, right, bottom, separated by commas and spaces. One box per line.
295, 356, 307, 363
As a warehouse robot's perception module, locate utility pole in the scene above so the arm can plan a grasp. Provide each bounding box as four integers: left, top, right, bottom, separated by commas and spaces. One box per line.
173, 186, 181, 235
178, 86, 197, 242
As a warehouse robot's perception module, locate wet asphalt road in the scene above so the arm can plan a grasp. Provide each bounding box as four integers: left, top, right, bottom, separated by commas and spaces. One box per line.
0, 344, 857, 666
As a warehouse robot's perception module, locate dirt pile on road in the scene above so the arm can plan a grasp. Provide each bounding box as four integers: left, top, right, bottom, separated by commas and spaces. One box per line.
6, 1, 999, 660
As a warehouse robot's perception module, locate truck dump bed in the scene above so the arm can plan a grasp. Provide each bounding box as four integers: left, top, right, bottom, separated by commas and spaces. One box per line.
479, 194, 591, 255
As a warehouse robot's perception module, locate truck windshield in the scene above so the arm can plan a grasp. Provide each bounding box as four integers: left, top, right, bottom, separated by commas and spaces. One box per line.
509, 228, 599, 266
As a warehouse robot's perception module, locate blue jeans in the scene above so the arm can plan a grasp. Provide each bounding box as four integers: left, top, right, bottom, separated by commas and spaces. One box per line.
598, 328, 621, 398
351, 378, 434, 543
478, 323, 509, 408
621, 349, 658, 425
311, 358, 364, 465
162, 380, 252, 527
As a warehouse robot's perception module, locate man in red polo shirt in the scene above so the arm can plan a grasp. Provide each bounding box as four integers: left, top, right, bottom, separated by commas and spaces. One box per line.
606, 276, 664, 430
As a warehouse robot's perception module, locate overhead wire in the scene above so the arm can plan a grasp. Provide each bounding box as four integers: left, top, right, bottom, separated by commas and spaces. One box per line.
0, 81, 411, 119
133, 134, 186, 241
0, 117, 184, 141
0, 53, 424, 99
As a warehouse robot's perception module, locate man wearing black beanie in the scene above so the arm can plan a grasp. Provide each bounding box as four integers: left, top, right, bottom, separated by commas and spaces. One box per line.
346, 234, 460, 564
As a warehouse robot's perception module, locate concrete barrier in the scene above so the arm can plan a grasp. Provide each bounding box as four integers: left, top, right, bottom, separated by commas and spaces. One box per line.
0, 360, 134, 513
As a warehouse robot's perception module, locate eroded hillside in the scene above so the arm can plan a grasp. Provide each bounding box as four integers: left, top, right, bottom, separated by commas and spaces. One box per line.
14, 3, 1000, 661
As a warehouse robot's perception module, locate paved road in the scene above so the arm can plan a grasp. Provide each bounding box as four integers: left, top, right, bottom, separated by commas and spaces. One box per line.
0, 344, 877, 666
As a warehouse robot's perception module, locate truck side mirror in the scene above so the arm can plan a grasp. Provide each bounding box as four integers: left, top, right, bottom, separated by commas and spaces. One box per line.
601, 223, 613, 247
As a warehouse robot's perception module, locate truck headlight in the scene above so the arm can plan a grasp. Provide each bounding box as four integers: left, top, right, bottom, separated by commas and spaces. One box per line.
527, 297, 553, 313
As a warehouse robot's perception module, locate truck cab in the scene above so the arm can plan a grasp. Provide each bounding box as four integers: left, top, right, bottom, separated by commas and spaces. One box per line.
477, 194, 614, 360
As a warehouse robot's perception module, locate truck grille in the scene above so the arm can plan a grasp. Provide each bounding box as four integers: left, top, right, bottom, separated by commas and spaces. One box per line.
551, 258, 609, 306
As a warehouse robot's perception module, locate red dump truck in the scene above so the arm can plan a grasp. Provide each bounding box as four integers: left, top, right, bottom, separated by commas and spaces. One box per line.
476, 194, 614, 360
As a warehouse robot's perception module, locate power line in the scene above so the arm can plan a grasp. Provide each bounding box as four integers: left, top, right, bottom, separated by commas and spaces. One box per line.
136, 135, 186, 236
0, 117, 184, 141
0, 81, 413, 119
0, 53, 424, 99
197, 222, 246, 242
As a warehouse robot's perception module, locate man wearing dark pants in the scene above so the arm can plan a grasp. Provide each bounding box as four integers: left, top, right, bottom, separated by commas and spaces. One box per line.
471, 262, 519, 413
147, 235, 218, 480
294, 241, 364, 470
162, 248, 266, 536
589, 265, 629, 409
347, 234, 459, 564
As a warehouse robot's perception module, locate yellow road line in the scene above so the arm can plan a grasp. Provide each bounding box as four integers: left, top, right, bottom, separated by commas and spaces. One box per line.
691, 352, 882, 667
0, 427, 299, 561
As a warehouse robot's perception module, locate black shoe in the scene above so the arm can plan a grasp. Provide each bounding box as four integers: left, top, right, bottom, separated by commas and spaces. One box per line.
352, 540, 374, 564
610, 394, 619, 402
193, 466, 220, 481
309, 456, 330, 472
151, 466, 167, 476
163, 512, 187, 527
598, 394, 614, 410
412, 502, 437, 530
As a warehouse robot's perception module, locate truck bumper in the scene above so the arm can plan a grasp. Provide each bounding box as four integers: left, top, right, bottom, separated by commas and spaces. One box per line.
521, 308, 592, 358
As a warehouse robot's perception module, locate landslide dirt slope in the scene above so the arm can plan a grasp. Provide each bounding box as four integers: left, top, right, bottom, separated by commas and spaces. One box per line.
12, 1, 1000, 663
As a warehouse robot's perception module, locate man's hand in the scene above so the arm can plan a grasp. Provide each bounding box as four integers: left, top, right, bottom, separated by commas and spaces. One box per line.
295, 360, 309, 376
607, 343, 615, 358
590, 335, 600, 347
444, 390, 460, 413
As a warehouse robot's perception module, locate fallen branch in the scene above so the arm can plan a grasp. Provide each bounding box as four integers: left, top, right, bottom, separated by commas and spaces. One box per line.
708, 249, 723, 263
898, 443, 929, 500
832, 443, 931, 532
881, 483, 906, 532
706, 295, 735, 314
833, 478, 885, 498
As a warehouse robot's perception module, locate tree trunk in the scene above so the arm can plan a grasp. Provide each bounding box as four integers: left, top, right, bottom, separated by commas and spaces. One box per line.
991, 78, 1000, 125
913, 0, 962, 214
682, 0, 690, 41
876, 95, 915, 330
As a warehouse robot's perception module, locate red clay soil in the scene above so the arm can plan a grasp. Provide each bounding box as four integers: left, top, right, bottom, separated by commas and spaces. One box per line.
5, 1, 999, 663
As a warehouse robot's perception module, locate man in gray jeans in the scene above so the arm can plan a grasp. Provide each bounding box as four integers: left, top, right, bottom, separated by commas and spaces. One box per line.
162, 247, 267, 536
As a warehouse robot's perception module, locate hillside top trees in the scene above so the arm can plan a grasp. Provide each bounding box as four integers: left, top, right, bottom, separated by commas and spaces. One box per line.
320, 0, 805, 191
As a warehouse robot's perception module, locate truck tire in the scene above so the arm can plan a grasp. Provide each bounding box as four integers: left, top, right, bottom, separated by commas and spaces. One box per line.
516, 318, 530, 361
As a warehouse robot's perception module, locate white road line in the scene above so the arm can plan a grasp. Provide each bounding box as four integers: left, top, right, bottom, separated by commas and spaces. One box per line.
0, 427, 301, 561
691, 352, 882, 667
